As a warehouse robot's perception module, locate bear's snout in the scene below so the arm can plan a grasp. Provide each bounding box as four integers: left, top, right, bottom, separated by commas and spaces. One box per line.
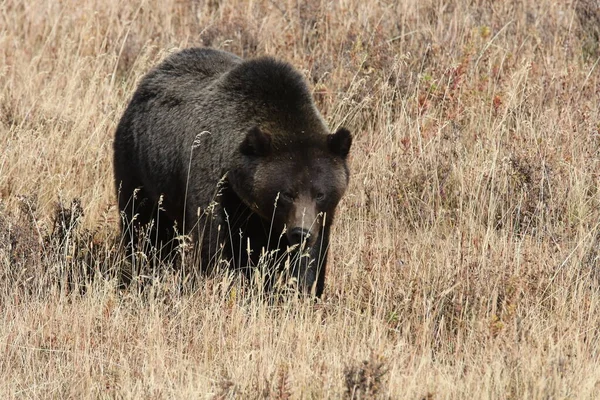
287, 227, 314, 247
286, 196, 319, 248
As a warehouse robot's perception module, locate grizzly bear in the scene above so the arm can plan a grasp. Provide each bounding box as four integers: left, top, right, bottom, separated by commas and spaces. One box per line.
113, 48, 351, 297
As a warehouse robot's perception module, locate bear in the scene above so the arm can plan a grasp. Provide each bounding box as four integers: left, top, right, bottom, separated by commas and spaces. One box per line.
113, 47, 352, 297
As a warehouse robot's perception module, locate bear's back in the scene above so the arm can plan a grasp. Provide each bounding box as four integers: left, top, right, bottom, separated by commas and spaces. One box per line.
157, 48, 242, 81
215, 56, 328, 146
132, 48, 243, 106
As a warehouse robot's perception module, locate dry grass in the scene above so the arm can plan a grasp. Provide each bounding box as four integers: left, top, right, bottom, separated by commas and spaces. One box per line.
2, 0, 600, 398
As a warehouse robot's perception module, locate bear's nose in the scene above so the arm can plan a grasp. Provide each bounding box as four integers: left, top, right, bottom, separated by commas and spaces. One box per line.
287, 227, 312, 246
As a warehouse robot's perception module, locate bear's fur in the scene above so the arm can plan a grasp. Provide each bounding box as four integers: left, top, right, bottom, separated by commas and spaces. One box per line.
113, 48, 352, 297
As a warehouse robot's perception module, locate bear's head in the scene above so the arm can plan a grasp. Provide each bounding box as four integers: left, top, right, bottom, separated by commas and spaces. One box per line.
228, 126, 352, 293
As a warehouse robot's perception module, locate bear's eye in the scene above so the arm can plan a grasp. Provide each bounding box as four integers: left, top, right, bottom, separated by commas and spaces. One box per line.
316, 193, 326, 202
279, 192, 295, 202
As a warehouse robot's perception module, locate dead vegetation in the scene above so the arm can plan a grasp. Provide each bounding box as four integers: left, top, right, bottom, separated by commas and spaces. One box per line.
1, 0, 600, 398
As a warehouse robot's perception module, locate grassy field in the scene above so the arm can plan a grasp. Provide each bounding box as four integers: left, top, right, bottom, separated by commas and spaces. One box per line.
2, 0, 600, 398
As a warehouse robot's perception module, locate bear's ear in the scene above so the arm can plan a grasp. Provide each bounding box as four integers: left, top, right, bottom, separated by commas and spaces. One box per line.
240, 127, 272, 156
328, 128, 352, 159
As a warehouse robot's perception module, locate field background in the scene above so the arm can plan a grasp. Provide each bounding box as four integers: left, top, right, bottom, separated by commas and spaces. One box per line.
2, 0, 600, 398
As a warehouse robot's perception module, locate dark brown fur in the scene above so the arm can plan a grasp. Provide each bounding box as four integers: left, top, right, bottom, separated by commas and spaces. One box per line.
113, 48, 351, 296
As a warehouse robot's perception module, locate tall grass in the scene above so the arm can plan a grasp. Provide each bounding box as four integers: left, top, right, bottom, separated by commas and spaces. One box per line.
1, 0, 600, 397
